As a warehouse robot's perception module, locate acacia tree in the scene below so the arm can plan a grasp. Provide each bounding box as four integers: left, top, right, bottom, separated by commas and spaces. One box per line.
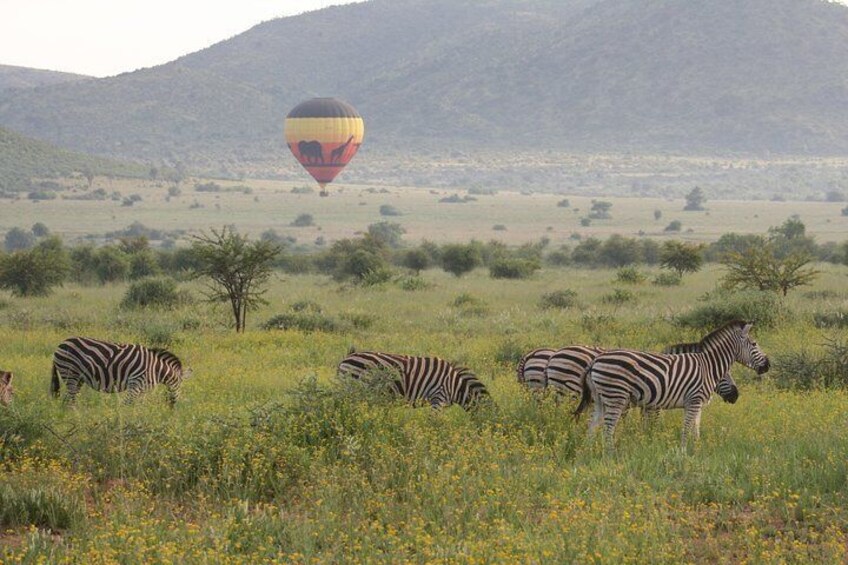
684, 187, 706, 211
721, 243, 819, 296
660, 241, 704, 277
190, 227, 279, 332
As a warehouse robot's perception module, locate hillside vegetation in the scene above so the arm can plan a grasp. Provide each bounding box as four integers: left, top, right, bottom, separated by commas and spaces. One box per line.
0, 64, 88, 91
2, 0, 848, 163
0, 127, 149, 192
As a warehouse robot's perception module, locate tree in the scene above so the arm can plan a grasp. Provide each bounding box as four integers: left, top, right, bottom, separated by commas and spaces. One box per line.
367, 221, 405, 248
588, 200, 613, 219
654, 209, 662, 221
721, 243, 819, 296
0, 236, 69, 296
664, 220, 682, 232
291, 214, 314, 227
684, 187, 706, 211
403, 248, 431, 275
93, 246, 130, 284
190, 227, 279, 332
31, 223, 50, 238
4, 228, 35, 252
440, 244, 481, 277
660, 241, 704, 277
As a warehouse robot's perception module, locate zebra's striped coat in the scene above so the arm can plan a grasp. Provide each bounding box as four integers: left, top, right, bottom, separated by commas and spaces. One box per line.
338, 351, 489, 410
576, 321, 769, 447
516, 348, 556, 391
51, 337, 190, 406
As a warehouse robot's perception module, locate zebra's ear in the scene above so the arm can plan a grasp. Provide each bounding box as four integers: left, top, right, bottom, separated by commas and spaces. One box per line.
1, 372, 11, 385
741, 323, 753, 337
347, 345, 356, 355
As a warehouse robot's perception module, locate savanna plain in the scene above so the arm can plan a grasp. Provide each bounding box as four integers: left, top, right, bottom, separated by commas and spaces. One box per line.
2, 178, 848, 563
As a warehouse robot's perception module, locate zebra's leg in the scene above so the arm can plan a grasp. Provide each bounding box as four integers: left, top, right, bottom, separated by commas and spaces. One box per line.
588, 396, 604, 437
602, 397, 629, 451
62, 376, 82, 405
166, 382, 181, 408
681, 401, 704, 448
641, 406, 660, 434
123, 379, 147, 405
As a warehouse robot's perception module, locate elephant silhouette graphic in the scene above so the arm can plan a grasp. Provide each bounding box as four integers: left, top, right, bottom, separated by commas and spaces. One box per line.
330, 136, 355, 164
298, 140, 324, 164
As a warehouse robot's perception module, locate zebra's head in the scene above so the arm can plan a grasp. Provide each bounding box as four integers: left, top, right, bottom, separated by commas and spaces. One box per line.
736, 322, 770, 375
715, 371, 739, 404
452, 368, 491, 411
0, 371, 12, 406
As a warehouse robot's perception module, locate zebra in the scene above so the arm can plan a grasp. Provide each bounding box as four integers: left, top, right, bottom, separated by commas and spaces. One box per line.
575, 320, 769, 447
0, 371, 13, 406
516, 348, 556, 391
51, 337, 191, 406
337, 351, 489, 410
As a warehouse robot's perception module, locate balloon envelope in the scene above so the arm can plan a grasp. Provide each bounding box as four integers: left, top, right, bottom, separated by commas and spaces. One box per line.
284, 98, 364, 190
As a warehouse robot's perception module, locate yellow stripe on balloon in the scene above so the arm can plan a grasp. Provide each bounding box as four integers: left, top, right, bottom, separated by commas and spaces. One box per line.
284, 117, 365, 145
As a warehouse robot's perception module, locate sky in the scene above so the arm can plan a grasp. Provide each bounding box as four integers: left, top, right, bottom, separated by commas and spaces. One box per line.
0, 0, 361, 77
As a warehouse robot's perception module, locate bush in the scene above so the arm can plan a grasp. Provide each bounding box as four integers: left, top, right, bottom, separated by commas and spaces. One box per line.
262, 312, 338, 333
492, 224, 507, 231
557, 199, 570, 208
396, 275, 432, 291
664, 220, 683, 232
539, 289, 578, 310
0, 237, 69, 297
451, 293, 489, 316
813, 310, 848, 329
602, 288, 637, 305
120, 278, 190, 310
615, 266, 647, 284
652, 272, 683, 286
440, 244, 481, 277
0, 479, 85, 530
773, 340, 848, 390
675, 290, 784, 330
291, 214, 315, 227
379, 204, 402, 216
489, 258, 540, 279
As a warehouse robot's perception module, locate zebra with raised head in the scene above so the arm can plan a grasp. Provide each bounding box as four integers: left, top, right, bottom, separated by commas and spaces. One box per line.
575, 321, 768, 447
51, 337, 191, 406
338, 351, 489, 410
516, 348, 556, 391
0, 371, 13, 406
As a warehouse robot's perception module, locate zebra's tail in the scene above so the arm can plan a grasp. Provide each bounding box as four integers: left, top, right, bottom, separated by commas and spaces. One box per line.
573, 362, 594, 420
50, 363, 60, 398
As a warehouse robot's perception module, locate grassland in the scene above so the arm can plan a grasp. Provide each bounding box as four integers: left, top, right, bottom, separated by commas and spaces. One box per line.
3, 176, 848, 247
1, 262, 848, 563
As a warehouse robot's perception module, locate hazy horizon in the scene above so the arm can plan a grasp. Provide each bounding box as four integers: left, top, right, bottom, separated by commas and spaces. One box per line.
1, 0, 361, 77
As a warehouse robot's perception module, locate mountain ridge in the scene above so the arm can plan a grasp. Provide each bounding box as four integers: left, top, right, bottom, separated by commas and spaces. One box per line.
2, 0, 848, 163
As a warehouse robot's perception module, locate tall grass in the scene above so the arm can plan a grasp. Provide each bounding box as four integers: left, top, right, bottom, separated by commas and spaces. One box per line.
1, 266, 847, 562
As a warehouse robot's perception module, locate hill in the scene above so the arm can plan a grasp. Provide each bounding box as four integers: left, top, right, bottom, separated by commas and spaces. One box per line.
2, 0, 848, 162
0, 126, 149, 193
0, 64, 89, 91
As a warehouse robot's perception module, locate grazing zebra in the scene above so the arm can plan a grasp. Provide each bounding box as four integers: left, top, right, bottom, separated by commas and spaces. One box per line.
516, 348, 556, 391
575, 320, 769, 447
51, 337, 191, 406
0, 371, 13, 406
544, 346, 605, 396
338, 351, 489, 410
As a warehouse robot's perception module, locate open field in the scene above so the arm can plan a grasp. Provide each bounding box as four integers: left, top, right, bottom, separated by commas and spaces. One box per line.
2, 264, 848, 562
3, 176, 848, 247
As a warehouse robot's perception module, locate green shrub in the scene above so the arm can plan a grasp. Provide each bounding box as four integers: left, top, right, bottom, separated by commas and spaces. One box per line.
0, 481, 85, 530
339, 311, 376, 330
773, 340, 848, 390
489, 258, 540, 279
675, 289, 784, 329
262, 312, 338, 332
602, 288, 637, 305
539, 289, 578, 309
813, 310, 848, 329
120, 278, 190, 310
652, 272, 683, 286
615, 266, 647, 284
396, 275, 432, 291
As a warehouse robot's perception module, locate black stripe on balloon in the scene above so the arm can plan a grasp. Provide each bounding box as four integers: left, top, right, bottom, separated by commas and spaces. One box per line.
287, 98, 361, 119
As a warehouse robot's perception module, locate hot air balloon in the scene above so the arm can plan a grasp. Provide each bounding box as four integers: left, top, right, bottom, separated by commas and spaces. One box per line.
284, 98, 364, 196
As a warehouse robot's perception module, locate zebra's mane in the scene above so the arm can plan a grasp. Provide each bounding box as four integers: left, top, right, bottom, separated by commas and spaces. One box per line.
663, 342, 701, 354
150, 348, 183, 370
699, 320, 749, 348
